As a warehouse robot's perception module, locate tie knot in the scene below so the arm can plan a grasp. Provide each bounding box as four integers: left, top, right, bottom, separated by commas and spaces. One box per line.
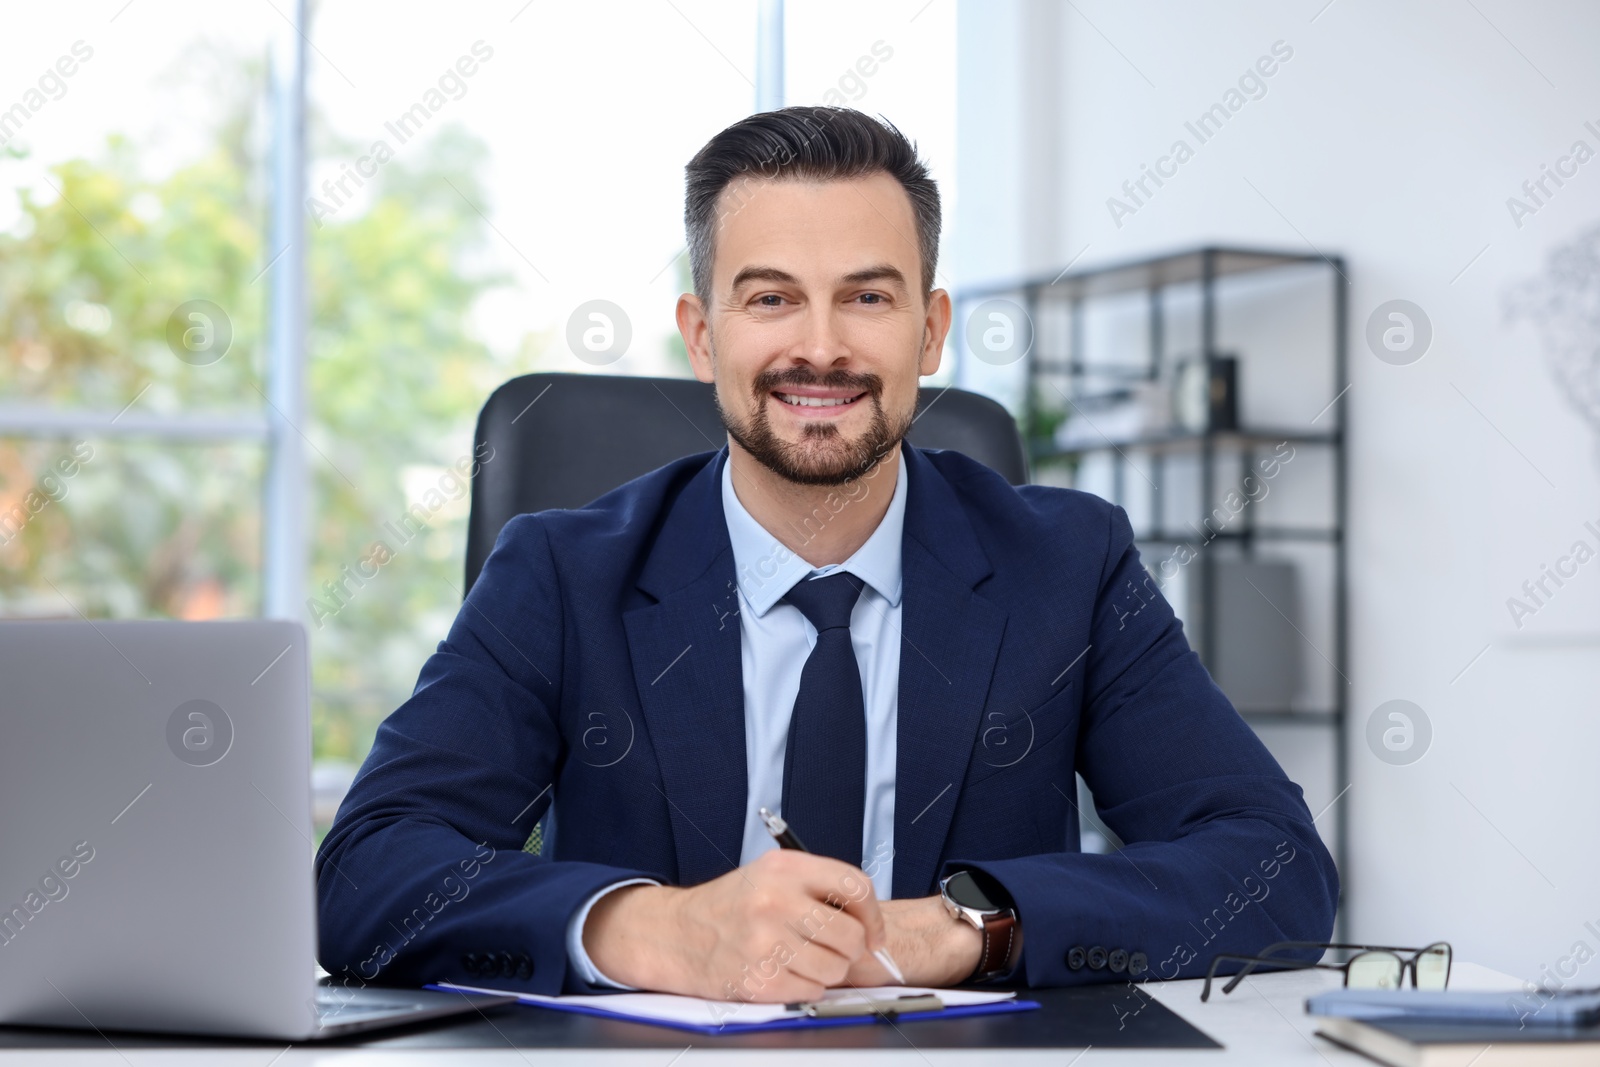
782, 571, 863, 632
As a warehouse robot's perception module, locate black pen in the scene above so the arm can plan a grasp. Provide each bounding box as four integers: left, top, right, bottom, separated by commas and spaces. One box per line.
758, 806, 906, 984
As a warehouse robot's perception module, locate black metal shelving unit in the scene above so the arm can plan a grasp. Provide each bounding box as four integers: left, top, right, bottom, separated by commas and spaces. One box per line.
958, 245, 1349, 906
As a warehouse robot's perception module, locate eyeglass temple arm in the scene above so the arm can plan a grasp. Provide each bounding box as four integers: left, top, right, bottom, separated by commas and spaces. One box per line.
1222, 942, 1329, 990
1239, 941, 1432, 986
1200, 953, 1325, 1001
1258, 941, 1431, 957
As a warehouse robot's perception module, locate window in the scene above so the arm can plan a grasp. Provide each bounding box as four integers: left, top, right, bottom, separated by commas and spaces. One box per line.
3, 1, 954, 828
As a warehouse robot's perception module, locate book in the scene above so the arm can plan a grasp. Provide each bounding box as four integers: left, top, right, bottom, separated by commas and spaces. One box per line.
1308, 987, 1600, 1027
1316, 1014, 1600, 1066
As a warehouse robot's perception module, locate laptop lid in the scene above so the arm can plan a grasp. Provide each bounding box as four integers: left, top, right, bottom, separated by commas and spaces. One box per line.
0, 620, 321, 1039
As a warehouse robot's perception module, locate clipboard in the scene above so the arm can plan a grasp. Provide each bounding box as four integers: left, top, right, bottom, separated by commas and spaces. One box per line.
429, 981, 1042, 1035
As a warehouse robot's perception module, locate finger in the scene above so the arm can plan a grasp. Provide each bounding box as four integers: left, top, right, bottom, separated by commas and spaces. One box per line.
783, 903, 867, 964
712, 933, 827, 1004
821, 871, 887, 953
844, 951, 892, 988
774, 853, 887, 951
726, 969, 826, 1004
783, 938, 854, 990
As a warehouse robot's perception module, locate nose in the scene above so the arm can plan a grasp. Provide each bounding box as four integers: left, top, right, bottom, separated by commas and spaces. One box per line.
789, 301, 850, 372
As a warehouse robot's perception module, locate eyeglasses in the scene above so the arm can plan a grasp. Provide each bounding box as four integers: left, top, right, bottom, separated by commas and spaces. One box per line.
1201, 941, 1452, 1001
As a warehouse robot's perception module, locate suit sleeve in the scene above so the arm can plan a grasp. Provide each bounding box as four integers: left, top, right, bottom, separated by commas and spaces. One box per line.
947, 503, 1339, 986
313, 514, 659, 995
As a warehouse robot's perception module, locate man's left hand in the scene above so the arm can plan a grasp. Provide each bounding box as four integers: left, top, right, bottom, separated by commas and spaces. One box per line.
842, 895, 990, 987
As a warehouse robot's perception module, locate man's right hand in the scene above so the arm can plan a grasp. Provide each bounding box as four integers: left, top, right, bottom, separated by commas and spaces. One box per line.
582, 849, 886, 1001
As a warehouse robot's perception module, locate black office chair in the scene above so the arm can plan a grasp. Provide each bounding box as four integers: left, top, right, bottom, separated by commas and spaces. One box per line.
463, 372, 1028, 593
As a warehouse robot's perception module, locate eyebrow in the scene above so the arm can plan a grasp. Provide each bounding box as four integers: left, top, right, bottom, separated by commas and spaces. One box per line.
840, 265, 908, 289
727, 264, 909, 293
729, 266, 800, 291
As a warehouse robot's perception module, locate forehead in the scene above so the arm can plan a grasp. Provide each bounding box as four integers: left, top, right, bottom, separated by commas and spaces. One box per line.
711, 172, 920, 286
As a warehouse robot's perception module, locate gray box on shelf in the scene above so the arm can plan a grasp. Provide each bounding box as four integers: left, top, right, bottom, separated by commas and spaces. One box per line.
1167, 558, 1303, 713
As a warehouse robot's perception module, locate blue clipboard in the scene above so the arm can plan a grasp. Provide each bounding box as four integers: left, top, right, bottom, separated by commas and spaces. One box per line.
427, 982, 1042, 1035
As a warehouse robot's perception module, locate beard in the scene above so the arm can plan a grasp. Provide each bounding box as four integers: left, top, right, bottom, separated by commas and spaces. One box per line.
714, 360, 914, 487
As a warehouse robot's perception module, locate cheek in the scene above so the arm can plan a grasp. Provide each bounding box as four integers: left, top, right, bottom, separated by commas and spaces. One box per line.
716, 378, 756, 417
716, 320, 795, 375
841, 318, 920, 368
880, 386, 917, 421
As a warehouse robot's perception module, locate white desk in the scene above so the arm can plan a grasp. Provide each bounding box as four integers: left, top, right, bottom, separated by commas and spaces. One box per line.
0, 963, 1518, 1065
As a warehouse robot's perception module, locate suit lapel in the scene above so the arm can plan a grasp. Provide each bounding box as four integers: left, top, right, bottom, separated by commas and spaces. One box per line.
893, 447, 1007, 897
623, 448, 748, 886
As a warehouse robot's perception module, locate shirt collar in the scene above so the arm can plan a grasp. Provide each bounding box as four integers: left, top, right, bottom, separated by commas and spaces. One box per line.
721, 448, 908, 618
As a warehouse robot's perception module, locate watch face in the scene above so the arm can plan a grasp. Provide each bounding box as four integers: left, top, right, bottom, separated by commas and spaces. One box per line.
943, 870, 997, 911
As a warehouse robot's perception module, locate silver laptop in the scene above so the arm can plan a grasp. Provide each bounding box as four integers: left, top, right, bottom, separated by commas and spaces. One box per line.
0, 620, 514, 1040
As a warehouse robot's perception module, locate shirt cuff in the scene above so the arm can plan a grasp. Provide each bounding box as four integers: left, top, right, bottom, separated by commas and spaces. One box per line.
566, 878, 660, 989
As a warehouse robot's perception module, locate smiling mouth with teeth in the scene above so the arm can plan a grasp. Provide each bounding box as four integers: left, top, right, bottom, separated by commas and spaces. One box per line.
773, 392, 864, 408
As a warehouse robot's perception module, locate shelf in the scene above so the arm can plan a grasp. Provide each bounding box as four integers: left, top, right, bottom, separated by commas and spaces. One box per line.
1133, 526, 1341, 544
960, 245, 1337, 302
1033, 427, 1340, 459
1238, 710, 1340, 727
1032, 360, 1157, 379
960, 241, 1347, 936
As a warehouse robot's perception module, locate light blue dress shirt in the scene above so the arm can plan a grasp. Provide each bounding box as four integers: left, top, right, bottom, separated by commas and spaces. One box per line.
565, 449, 908, 988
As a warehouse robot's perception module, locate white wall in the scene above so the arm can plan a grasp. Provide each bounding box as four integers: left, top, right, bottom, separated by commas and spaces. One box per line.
954, 0, 1600, 983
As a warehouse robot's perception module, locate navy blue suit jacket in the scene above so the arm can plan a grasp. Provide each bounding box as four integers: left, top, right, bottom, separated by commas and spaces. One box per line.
315, 445, 1338, 995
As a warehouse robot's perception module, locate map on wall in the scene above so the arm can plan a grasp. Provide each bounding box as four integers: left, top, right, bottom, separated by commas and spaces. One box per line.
1500, 221, 1600, 637
1508, 222, 1600, 450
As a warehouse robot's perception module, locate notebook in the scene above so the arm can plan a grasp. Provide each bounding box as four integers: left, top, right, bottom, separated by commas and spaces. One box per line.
1316, 1014, 1600, 1067
1307, 987, 1600, 1027
429, 982, 1038, 1035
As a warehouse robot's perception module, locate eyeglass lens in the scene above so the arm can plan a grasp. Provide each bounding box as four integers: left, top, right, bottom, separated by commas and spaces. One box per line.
1346, 951, 1402, 990
1414, 943, 1451, 990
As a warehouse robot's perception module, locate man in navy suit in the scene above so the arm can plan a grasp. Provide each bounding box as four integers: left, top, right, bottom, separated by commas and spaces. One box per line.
316, 107, 1338, 1002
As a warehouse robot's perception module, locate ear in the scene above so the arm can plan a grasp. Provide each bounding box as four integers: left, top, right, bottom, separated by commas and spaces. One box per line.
677, 293, 715, 384
919, 288, 953, 377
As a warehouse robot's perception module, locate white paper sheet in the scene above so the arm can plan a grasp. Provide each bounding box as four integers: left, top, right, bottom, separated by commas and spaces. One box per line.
435, 981, 1016, 1028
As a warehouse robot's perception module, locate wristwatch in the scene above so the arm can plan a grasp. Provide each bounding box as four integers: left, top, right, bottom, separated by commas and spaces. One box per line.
939, 869, 1022, 982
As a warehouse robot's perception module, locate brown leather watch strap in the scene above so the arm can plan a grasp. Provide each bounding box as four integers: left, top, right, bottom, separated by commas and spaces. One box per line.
974, 911, 1021, 979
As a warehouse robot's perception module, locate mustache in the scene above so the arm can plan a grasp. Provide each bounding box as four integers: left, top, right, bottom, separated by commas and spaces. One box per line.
754, 367, 883, 398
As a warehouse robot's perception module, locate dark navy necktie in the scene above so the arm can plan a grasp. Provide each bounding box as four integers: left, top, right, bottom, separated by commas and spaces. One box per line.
780, 571, 867, 867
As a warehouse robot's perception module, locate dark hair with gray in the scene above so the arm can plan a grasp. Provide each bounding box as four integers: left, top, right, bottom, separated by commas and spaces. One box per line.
684, 106, 941, 303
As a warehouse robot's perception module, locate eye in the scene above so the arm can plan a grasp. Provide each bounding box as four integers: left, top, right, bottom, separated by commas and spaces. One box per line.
755, 293, 785, 307
856, 292, 886, 305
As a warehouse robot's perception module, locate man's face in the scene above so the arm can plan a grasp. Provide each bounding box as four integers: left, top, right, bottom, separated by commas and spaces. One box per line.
679, 172, 950, 486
